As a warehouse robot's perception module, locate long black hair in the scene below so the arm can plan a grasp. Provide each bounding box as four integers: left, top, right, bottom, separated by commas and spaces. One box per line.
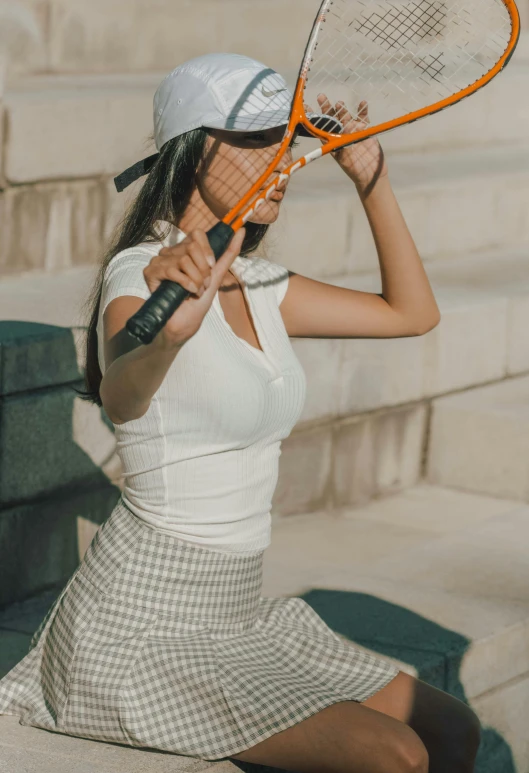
74, 128, 270, 407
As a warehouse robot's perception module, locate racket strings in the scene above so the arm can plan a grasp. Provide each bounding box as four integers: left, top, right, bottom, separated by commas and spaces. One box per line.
303, 0, 513, 129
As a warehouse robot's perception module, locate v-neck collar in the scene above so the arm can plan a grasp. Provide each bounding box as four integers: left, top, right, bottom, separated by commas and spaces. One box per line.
154, 220, 283, 381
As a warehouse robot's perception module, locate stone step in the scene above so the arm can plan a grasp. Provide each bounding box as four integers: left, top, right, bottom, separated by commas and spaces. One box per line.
271, 143, 529, 275
6, 0, 322, 81
1, 245, 528, 420
428, 373, 529, 501
0, 715, 234, 773
272, 246, 529, 515
1, 483, 528, 771
2, 245, 529, 520
8, 0, 529, 81
3, 32, 529, 185
3, 138, 526, 280
10, 0, 528, 79
264, 483, 529, 772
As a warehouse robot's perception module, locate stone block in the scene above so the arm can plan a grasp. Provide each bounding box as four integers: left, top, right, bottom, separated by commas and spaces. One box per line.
508, 292, 529, 374
0, 102, 4, 185
0, 715, 231, 772
293, 144, 529, 277
265, 485, 529, 699
290, 336, 343, 422
0, 383, 114, 506
0, 0, 47, 85
427, 374, 529, 500
4, 75, 157, 183
424, 247, 529, 377
0, 321, 80, 396
338, 334, 426, 415
267, 184, 351, 279
365, 504, 529, 604
273, 424, 333, 516
0, 483, 120, 606
421, 289, 508, 396
47, 0, 319, 74
0, 265, 97, 328
471, 672, 529, 773
103, 176, 147, 245
332, 403, 427, 508
0, 179, 106, 276
382, 46, 529, 152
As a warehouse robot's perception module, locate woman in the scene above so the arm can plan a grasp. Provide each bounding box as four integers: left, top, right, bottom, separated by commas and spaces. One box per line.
0, 53, 481, 773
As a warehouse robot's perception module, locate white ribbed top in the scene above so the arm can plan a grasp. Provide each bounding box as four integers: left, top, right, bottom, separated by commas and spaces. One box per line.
96, 221, 307, 554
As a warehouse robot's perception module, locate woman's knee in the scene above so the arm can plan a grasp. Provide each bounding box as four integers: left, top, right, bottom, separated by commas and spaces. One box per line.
392, 726, 429, 773
446, 700, 482, 758
410, 681, 482, 762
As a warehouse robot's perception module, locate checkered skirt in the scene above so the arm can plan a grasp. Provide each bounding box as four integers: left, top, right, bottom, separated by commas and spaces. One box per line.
0, 498, 400, 761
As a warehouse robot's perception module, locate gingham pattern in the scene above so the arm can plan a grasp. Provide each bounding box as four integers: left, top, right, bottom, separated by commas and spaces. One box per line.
0, 498, 400, 761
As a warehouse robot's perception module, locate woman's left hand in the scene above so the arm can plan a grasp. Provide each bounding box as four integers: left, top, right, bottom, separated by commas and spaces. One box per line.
316, 94, 388, 195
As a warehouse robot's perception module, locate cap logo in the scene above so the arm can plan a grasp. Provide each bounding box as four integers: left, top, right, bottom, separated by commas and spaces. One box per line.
260, 86, 287, 98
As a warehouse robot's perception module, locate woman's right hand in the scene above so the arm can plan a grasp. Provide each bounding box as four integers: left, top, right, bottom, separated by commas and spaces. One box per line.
143, 227, 246, 348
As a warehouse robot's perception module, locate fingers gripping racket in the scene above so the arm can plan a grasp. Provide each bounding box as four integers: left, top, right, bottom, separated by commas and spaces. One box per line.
126, 0, 519, 345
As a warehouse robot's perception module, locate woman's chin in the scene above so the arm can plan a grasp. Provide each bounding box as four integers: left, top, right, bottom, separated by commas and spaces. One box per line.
248, 203, 282, 225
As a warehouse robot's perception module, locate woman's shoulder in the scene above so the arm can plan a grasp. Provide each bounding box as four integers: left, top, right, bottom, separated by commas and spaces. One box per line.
245, 254, 289, 279
244, 255, 290, 305
106, 244, 159, 271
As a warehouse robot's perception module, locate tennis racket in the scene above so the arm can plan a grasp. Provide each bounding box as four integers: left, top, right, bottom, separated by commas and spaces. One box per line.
126, 0, 520, 345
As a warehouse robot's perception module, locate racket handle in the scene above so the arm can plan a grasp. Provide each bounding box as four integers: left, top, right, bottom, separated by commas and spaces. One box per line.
125, 222, 235, 345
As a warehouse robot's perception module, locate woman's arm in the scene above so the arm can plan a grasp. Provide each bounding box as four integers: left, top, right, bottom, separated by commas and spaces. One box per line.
326, 95, 440, 331
100, 295, 183, 425
358, 173, 441, 332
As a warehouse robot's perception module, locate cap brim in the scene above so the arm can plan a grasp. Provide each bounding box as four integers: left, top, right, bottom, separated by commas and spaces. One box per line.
202, 109, 342, 137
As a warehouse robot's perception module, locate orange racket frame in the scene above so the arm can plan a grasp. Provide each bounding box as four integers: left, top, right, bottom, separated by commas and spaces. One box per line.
224, 0, 520, 231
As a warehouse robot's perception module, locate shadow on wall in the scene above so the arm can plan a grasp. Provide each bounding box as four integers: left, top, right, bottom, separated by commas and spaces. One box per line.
0, 320, 121, 609
0, 320, 515, 773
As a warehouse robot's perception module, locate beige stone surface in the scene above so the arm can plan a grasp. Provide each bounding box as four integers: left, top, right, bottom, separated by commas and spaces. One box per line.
289, 336, 342, 422
273, 423, 333, 516
264, 484, 529, 699
338, 334, 426, 414
418, 246, 529, 376
0, 715, 234, 772
332, 403, 427, 507
471, 672, 529, 773
0, 0, 46, 86
362, 504, 529, 603
0, 264, 94, 326
4, 74, 158, 183
0, 180, 106, 276
427, 374, 529, 500
338, 481, 521, 535
269, 185, 352, 279
46, 0, 320, 74
508, 292, 529, 374
104, 176, 148, 244
382, 42, 529, 153
267, 143, 529, 279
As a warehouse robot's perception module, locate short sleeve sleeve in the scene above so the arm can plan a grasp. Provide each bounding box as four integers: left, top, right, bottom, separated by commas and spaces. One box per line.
100, 250, 153, 318
97, 250, 153, 375
274, 265, 290, 306
252, 257, 290, 306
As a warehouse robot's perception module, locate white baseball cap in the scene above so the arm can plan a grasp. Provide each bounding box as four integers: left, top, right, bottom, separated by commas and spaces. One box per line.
114, 52, 315, 192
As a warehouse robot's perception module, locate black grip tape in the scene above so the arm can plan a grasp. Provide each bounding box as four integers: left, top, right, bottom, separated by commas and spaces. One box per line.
206, 221, 235, 258
126, 279, 190, 345
125, 222, 236, 345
